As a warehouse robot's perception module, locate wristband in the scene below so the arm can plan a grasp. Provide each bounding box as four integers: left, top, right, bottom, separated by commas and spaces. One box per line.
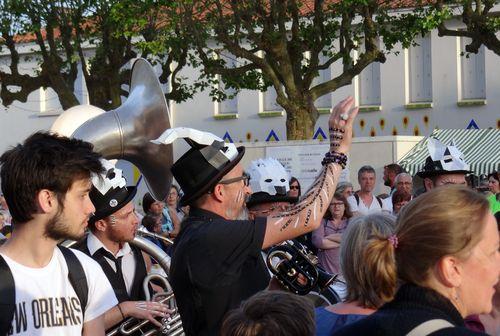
321, 151, 348, 169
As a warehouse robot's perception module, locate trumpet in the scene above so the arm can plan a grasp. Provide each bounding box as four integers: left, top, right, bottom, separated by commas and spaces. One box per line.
266, 239, 337, 295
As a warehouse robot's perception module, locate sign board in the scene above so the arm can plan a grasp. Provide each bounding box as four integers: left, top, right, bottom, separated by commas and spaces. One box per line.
266, 145, 350, 191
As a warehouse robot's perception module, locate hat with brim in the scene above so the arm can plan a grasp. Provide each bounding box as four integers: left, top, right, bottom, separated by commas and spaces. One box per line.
246, 192, 298, 208
89, 185, 137, 224
417, 156, 471, 178
173, 145, 245, 206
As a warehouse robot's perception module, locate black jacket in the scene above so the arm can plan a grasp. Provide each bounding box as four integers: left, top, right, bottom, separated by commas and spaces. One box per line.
332, 284, 487, 336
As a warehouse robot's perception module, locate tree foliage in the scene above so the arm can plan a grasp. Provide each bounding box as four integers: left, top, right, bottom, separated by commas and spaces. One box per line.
432, 0, 500, 56
167, 0, 442, 139
0, 0, 191, 111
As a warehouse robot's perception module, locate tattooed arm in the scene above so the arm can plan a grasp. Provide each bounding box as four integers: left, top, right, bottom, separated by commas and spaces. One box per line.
262, 97, 358, 249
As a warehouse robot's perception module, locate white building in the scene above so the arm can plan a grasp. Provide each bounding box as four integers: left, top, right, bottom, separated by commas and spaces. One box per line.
1, 18, 499, 167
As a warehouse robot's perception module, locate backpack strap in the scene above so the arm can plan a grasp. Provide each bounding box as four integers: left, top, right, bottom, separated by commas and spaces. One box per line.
0, 255, 15, 336
354, 193, 360, 206
355, 193, 383, 208
406, 319, 454, 336
58, 246, 88, 320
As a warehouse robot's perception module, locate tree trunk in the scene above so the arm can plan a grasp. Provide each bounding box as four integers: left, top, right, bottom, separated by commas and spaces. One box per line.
284, 99, 318, 140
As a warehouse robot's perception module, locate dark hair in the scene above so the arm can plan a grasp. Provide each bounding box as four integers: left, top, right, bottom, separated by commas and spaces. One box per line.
0, 132, 102, 224
289, 177, 301, 197
358, 165, 376, 180
488, 171, 499, 182
392, 190, 412, 206
324, 192, 352, 220
142, 192, 155, 214
221, 290, 315, 336
385, 163, 403, 175
142, 214, 161, 232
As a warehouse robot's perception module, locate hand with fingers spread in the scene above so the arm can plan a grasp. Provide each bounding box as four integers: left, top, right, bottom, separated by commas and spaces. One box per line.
120, 300, 174, 328
328, 96, 359, 156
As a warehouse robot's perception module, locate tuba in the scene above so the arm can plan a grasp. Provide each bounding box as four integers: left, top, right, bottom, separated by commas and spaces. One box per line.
51, 58, 173, 201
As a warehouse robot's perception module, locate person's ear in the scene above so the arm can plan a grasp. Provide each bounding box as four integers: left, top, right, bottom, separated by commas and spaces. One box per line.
212, 184, 225, 203
435, 255, 462, 288
94, 219, 108, 232
424, 178, 434, 191
37, 189, 57, 213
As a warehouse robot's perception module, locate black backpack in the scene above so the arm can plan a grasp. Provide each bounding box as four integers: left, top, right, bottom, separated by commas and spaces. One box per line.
0, 245, 88, 336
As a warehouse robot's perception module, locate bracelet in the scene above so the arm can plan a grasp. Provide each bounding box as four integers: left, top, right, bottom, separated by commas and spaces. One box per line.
321, 151, 348, 169
117, 303, 125, 319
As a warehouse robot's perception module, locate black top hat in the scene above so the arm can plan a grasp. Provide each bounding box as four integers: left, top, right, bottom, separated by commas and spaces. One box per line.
172, 141, 245, 206
417, 156, 471, 178
89, 164, 137, 224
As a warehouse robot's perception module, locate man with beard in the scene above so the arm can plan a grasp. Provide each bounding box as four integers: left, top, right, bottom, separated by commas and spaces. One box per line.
0, 132, 117, 336
163, 96, 359, 335
383, 163, 403, 194
73, 159, 170, 330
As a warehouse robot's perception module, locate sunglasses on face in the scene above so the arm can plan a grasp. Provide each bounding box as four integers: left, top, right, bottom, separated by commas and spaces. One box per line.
290, 185, 300, 190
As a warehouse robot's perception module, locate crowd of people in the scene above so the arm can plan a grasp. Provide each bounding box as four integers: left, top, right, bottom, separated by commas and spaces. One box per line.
0, 95, 498, 336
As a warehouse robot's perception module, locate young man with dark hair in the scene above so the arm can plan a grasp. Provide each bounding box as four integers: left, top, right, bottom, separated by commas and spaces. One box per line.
0, 132, 117, 336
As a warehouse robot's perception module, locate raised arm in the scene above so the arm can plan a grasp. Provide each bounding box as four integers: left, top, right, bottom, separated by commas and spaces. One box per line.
262, 97, 358, 249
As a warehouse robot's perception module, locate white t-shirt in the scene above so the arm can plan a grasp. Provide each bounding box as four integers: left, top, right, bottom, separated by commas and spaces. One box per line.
1, 248, 118, 336
347, 194, 391, 216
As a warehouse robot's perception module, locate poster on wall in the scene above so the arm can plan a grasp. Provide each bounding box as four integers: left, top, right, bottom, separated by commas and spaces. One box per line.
266, 145, 350, 190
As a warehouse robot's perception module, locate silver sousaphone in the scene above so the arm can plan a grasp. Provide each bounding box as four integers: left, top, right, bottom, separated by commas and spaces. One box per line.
52, 58, 173, 201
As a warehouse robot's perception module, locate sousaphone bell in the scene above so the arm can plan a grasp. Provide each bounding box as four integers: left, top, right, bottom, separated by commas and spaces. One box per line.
52, 58, 173, 201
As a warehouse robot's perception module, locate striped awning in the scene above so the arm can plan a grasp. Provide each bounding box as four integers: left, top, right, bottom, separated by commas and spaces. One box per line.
398, 129, 500, 176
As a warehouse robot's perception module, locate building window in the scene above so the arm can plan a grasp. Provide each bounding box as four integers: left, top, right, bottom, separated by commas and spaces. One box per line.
459, 36, 485, 100
216, 53, 238, 115
358, 40, 381, 106
408, 34, 432, 102
263, 86, 281, 111
314, 53, 332, 110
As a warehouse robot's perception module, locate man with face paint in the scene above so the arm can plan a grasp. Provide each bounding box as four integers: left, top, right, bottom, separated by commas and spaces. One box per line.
417, 138, 471, 192
165, 96, 360, 336
73, 159, 170, 330
0, 132, 117, 336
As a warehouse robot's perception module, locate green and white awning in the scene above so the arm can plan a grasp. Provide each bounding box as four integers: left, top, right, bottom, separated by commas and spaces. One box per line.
398, 129, 500, 176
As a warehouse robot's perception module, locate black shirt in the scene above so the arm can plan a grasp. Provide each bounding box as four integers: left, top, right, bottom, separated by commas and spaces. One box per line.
170, 207, 270, 336
332, 283, 487, 336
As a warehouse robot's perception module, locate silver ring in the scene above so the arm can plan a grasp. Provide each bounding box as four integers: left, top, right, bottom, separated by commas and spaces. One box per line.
340, 113, 349, 121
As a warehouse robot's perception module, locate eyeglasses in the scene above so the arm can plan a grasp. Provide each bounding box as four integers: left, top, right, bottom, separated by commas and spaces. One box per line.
219, 173, 251, 187
290, 185, 300, 190
330, 202, 345, 207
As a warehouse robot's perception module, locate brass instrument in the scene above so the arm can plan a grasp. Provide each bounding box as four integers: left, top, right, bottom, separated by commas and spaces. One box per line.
51, 58, 173, 201
64, 236, 184, 335
266, 240, 337, 296
105, 236, 184, 335
137, 226, 174, 246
